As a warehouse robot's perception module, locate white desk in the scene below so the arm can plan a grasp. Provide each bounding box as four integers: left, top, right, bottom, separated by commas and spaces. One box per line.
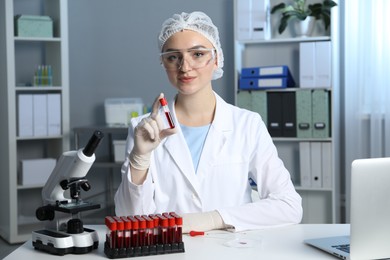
5, 224, 349, 259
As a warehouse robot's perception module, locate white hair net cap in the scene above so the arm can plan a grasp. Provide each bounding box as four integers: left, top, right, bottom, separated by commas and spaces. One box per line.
158, 11, 224, 80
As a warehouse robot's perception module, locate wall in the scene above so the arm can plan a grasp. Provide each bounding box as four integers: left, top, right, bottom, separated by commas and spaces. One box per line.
68, 0, 234, 132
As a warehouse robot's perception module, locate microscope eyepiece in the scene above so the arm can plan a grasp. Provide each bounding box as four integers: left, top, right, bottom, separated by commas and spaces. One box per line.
83, 130, 104, 157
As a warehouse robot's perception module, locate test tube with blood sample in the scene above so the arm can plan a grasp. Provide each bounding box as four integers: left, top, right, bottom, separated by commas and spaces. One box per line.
113, 216, 124, 249
135, 215, 147, 247
170, 212, 183, 243
120, 216, 132, 248
128, 216, 139, 248
159, 97, 175, 129
163, 213, 176, 244
142, 215, 155, 246
156, 214, 168, 245
105, 216, 117, 249
149, 214, 160, 245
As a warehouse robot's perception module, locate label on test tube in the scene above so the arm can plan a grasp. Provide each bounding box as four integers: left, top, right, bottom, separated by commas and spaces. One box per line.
159, 97, 175, 129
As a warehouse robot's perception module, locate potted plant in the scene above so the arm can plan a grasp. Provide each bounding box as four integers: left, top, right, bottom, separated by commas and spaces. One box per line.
271, 0, 337, 35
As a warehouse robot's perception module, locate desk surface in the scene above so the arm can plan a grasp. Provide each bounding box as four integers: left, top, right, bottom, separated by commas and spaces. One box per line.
5, 224, 349, 260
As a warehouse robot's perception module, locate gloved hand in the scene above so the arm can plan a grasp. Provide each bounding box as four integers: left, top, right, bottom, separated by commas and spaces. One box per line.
129, 93, 177, 170
182, 210, 226, 233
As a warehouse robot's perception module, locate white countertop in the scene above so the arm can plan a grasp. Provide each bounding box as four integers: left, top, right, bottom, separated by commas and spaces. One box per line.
5, 224, 349, 260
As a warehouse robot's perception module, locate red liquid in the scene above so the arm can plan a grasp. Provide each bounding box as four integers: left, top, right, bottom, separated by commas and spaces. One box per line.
124, 231, 131, 248
176, 226, 182, 243
110, 232, 116, 248
160, 229, 168, 244
148, 232, 154, 246
139, 229, 146, 247
165, 112, 175, 128
168, 226, 175, 244
132, 230, 139, 247
116, 231, 123, 248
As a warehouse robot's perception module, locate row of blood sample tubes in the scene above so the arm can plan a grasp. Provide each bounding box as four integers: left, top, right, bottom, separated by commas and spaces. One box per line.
105, 212, 183, 249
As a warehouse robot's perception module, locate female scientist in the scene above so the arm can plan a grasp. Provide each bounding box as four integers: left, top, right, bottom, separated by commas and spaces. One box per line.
115, 11, 302, 232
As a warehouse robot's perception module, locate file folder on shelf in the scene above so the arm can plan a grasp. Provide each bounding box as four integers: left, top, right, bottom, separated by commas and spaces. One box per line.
251, 91, 267, 124
33, 94, 48, 136
47, 94, 61, 136
310, 142, 323, 188
299, 42, 316, 88
299, 142, 311, 187
237, 90, 252, 110
321, 142, 332, 188
296, 90, 312, 138
236, 0, 251, 40
251, 0, 271, 40
267, 92, 283, 137
241, 65, 292, 79
281, 92, 296, 137
299, 41, 332, 88
312, 89, 331, 138
315, 41, 332, 88
236, 0, 271, 40
267, 92, 296, 137
237, 90, 267, 125
239, 77, 294, 90
18, 94, 34, 137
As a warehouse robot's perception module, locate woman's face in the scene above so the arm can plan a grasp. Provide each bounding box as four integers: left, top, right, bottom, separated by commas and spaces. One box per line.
161, 30, 217, 96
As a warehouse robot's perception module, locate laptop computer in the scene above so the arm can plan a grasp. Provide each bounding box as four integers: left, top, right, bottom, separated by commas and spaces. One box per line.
304, 157, 390, 260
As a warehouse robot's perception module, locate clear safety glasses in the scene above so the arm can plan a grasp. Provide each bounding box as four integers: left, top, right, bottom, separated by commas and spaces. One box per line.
160, 48, 216, 71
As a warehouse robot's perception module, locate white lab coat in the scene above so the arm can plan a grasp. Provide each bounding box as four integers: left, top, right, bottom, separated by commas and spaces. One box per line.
115, 93, 302, 231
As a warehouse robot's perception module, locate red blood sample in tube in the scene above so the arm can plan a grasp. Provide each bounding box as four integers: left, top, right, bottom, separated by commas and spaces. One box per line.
113, 216, 124, 248
120, 216, 132, 248
135, 215, 147, 247
142, 215, 155, 246
170, 212, 183, 243
128, 216, 139, 247
163, 213, 176, 244
157, 214, 168, 245
105, 216, 117, 249
159, 97, 175, 129
149, 214, 160, 244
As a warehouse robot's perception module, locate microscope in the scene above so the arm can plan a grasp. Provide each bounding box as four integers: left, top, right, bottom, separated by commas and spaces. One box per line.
32, 130, 104, 255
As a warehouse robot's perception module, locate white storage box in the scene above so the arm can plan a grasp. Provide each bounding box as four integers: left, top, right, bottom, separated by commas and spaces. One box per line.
19, 158, 56, 186
105, 98, 144, 126
113, 140, 127, 163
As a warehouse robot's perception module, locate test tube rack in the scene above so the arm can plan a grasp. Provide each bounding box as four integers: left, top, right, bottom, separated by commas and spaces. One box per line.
104, 212, 185, 258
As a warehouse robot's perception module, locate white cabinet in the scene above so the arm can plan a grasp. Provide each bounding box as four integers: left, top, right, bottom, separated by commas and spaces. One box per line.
0, 0, 69, 243
233, 0, 340, 223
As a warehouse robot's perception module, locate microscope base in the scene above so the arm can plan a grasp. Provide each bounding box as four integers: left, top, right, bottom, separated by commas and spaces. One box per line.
32, 227, 99, 256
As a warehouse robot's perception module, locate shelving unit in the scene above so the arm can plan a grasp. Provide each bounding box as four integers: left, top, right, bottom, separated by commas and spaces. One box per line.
0, 0, 69, 243
233, 0, 340, 223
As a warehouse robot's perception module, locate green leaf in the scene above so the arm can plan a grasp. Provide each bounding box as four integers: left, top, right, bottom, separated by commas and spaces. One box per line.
322, 12, 331, 30
271, 3, 286, 14
279, 15, 290, 34
324, 0, 337, 8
